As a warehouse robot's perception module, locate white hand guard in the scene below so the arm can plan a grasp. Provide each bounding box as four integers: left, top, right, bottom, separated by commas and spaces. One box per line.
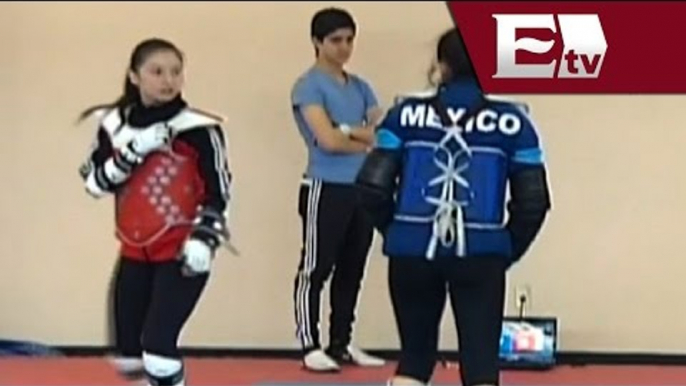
180, 238, 213, 275
130, 123, 172, 157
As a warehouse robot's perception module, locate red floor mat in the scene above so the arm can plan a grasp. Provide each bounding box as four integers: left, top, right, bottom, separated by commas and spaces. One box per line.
0, 357, 685, 385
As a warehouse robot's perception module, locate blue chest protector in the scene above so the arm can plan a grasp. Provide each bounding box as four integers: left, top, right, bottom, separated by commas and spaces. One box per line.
373, 80, 545, 260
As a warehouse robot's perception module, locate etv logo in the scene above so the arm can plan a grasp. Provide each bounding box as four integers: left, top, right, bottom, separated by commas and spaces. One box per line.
493, 14, 608, 79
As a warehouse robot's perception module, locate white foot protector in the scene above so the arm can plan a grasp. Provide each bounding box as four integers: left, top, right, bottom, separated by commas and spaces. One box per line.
142, 351, 185, 386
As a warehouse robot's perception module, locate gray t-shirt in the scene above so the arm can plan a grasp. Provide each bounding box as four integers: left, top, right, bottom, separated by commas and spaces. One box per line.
291, 66, 379, 184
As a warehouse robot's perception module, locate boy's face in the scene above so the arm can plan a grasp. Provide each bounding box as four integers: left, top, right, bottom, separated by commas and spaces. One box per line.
315, 28, 355, 66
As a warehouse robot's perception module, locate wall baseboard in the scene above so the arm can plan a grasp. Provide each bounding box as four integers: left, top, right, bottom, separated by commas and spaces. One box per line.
52, 346, 686, 366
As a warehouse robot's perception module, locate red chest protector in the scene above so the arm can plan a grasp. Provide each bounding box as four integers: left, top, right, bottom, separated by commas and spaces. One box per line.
96, 106, 224, 258
115, 141, 204, 247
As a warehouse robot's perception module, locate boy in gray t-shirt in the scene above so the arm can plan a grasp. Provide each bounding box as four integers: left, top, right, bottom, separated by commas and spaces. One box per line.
290, 7, 386, 373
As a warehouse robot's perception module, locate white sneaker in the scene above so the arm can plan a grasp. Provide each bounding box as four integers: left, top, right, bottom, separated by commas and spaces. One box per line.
332, 345, 386, 367
303, 349, 341, 372
349, 345, 386, 366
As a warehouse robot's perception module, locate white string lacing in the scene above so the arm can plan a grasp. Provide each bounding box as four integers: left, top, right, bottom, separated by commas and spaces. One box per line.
424, 123, 472, 259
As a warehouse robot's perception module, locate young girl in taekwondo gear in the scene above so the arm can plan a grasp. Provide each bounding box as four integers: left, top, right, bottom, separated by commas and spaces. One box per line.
355, 28, 552, 386
77, 38, 232, 386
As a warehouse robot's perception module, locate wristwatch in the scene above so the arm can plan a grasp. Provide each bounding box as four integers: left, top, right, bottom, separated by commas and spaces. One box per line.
339, 124, 352, 136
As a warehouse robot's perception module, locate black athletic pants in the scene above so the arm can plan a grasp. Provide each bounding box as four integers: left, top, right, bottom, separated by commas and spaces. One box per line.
293, 178, 375, 352
389, 255, 507, 386
110, 258, 209, 359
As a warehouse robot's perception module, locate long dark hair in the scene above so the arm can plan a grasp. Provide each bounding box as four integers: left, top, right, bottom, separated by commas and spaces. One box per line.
428, 28, 486, 129
427, 28, 477, 86
77, 38, 184, 124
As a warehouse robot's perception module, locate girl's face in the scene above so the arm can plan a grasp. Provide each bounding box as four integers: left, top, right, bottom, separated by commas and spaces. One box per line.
129, 49, 185, 106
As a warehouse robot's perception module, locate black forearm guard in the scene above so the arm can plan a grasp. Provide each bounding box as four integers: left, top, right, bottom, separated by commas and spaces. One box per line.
356, 149, 402, 194
355, 149, 402, 232
506, 166, 552, 261
190, 206, 228, 251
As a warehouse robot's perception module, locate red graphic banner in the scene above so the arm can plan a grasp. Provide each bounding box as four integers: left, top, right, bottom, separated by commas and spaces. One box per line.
446, 1, 686, 94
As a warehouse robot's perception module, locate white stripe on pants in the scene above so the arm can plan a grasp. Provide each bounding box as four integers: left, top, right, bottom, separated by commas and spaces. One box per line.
295, 178, 322, 348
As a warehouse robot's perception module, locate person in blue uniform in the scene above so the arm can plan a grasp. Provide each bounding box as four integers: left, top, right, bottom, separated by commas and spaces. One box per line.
355, 28, 552, 386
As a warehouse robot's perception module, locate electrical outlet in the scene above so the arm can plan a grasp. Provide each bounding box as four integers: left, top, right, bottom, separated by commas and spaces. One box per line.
514, 284, 533, 313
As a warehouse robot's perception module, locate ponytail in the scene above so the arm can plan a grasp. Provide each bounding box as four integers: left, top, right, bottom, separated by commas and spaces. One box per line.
76, 75, 140, 124
432, 28, 477, 86
428, 28, 489, 130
